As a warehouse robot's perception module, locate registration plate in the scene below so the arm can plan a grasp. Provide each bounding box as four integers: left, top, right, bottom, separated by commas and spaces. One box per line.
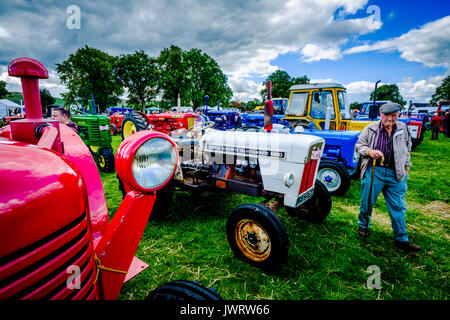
99, 125, 109, 131
296, 187, 315, 207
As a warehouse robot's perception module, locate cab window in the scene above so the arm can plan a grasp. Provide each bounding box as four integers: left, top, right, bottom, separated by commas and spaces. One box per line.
286, 92, 309, 116
310, 90, 335, 119
337, 91, 352, 120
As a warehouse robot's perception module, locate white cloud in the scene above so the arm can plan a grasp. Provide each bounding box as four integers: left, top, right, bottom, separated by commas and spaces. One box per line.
301, 44, 343, 62
344, 15, 450, 68
0, 0, 385, 102
343, 75, 446, 103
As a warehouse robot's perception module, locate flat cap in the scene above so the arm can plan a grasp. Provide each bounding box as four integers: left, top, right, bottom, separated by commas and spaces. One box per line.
380, 102, 401, 114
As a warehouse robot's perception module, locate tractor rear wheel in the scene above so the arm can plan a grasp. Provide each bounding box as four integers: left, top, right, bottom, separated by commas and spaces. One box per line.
110, 123, 118, 136
121, 112, 149, 140
317, 160, 351, 195
97, 148, 115, 173
226, 203, 289, 270
286, 180, 331, 223
146, 280, 223, 300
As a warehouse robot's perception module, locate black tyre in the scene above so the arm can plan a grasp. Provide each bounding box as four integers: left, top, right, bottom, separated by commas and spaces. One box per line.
110, 123, 118, 136
97, 148, 115, 173
150, 178, 175, 219
146, 280, 223, 301
317, 160, 351, 195
226, 203, 289, 270
121, 112, 149, 140
286, 180, 331, 223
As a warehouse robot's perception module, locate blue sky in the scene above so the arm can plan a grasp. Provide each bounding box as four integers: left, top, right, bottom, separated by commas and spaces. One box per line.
0, 0, 448, 104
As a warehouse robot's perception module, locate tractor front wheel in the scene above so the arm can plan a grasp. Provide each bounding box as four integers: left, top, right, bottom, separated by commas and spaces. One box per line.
97, 148, 115, 173
146, 280, 223, 301
121, 112, 149, 140
226, 203, 289, 270
317, 160, 351, 196
286, 180, 331, 223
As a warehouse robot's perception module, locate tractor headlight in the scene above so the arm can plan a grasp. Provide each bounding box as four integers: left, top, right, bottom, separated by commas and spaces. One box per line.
116, 131, 178, 193
132, 138, 177, 190
284, 173, 295, 188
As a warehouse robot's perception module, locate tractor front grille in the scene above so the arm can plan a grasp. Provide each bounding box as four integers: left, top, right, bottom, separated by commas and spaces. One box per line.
299, 159, 318, 195
0, 212, 98, 300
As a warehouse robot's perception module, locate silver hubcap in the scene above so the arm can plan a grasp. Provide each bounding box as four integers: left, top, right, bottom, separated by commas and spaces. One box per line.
318, 168, 341, 192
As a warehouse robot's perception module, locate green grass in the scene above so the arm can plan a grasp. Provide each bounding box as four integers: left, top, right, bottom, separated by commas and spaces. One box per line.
99, 130, 449, 300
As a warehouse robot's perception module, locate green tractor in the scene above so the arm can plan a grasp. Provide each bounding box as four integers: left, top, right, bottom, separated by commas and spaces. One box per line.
71, 95, 115, 173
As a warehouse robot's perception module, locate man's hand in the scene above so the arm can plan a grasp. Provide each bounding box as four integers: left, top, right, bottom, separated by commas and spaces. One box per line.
405, 166, 410, 175
367, 148, 384, 159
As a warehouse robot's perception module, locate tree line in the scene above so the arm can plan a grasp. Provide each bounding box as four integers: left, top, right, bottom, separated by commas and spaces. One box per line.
55, 45, 233, 112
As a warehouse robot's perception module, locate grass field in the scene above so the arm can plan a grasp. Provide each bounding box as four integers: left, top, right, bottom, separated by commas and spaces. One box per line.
99, 130, 449, 300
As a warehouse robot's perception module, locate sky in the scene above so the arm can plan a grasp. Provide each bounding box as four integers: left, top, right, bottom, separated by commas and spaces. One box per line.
0, 0, 449, 104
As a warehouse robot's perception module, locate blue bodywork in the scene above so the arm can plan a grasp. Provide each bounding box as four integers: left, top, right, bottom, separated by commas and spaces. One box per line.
299, 127, 360, 171
199, 107, 242, 130
106, 106, 134, 114
241, 112, 291, 127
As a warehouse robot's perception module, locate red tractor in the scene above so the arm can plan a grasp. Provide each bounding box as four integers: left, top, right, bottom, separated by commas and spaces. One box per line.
120, 110, 196, 140
0, 58, 222, 300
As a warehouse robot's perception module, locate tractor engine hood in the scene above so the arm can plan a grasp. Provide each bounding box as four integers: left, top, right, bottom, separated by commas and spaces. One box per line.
198, 130, 325, 208
0, 138, 89, 259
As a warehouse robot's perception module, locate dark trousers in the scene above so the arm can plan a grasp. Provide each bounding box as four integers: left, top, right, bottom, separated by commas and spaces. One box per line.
431, 125, 440, 140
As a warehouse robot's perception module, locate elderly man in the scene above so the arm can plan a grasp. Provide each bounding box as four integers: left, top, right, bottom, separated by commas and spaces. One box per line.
51, 107, 78, 133
355, 102, 420, 253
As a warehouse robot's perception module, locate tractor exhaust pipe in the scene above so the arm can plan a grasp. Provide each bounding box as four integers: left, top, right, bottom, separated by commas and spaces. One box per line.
264, 81, 273, 132
8, 58, 49, 121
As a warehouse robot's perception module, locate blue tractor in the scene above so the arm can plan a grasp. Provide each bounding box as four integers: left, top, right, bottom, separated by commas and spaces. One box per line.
241, 98, 291, 128
195, 95, 242, 130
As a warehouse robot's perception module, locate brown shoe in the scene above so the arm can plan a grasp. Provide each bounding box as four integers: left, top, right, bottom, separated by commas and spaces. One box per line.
358, 227, 369, 238
395, 240, 421, 253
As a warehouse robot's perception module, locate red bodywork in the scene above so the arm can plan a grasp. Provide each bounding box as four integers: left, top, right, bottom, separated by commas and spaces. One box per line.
110, 111, 196, 135
0, 58, 173, 300
146, 112, 195, 134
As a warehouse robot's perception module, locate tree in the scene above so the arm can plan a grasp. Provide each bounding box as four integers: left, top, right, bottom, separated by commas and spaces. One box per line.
157, 46, 232, 109
245, 98, 263, 110
116, 50, 159, 111
40, 89, 56, 114
350, 102, 362, 110
0, 80, 9, 99
260, 70, 309, 100
431, 75, 450, 104
183, 48, 232, 109
369, 84, 406, 106
56, 45, 123, 112
156, 45, 190, 108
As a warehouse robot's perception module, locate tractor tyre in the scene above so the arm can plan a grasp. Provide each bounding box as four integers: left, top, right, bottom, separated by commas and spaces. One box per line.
110, 123, 118, 136
226, 203, 289, 270
317, 160, 351, 196
121, 112, 149, 140
146, 280, 223, 301
97, 148, 115, 173
150, 178, 175, 219
286, 180, 331, 223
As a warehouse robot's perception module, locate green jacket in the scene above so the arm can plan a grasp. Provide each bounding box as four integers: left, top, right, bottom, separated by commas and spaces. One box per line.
356, 120, 412, 182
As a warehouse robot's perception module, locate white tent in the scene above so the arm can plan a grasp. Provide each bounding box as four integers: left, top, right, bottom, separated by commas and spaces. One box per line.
0, 99, 22, 118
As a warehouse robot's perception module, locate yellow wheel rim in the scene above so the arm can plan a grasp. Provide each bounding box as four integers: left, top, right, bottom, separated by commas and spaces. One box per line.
98, 154, 106, 167
234, 219, 271, 262
123, 121, 137, 139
